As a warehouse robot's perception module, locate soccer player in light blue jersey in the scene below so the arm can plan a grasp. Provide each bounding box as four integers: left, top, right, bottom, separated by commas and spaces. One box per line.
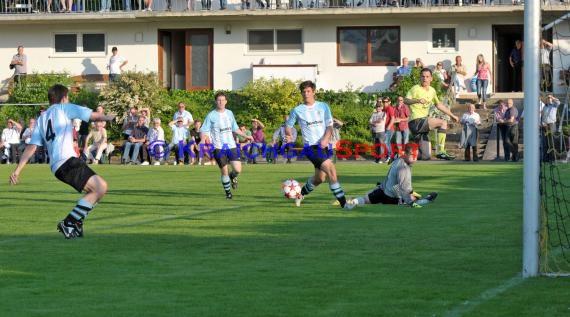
285, 80, 355, 210
200, 91, 254, 199
9, 84, 115, 239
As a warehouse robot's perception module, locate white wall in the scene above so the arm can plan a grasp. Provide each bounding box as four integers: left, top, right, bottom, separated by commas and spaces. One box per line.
0, 15, 531, 94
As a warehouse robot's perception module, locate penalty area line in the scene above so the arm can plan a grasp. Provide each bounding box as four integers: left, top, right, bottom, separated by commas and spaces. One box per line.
443, 275, 524, 317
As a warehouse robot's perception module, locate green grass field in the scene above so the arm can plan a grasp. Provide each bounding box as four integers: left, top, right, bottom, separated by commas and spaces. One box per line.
1, 162, 570, 316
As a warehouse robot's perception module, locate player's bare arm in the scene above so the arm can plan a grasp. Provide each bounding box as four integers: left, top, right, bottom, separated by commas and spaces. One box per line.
320, 126, 333, 149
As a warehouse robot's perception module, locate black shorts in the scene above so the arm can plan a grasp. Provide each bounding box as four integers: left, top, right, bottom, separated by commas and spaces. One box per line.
55, 157, 96, 193
213, 148, 240, 168
408, 118, 430, 135
367, 186, 400, 205
304, 144, 332, 169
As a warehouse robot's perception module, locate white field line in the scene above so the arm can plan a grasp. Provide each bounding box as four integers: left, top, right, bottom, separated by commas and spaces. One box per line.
0, 205, 244, 244
443, 275, 524, 317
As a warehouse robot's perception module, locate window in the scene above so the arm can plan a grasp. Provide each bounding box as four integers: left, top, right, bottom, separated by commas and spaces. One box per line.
54, 32, 106, 54
83, 34, 105, 52
338, 27, 400, 66
248, 29, 303, 52
432, 28, 456, 49
55, 34, 77, 53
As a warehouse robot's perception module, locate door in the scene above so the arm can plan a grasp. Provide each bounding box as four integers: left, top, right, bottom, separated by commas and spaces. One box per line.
158, 29, 213, 91
493, 25, 523, 93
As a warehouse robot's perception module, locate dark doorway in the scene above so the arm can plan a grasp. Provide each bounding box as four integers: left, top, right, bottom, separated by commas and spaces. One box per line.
158, 29, 213, 91
493, 25, 523, 93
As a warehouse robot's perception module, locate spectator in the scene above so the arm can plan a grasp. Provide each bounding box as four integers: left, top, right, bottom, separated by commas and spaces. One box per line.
145, 118, 165, 166
19, 118, 41, 163
108, 47, 128, 82
452, 55, 467, 97
394, 95, 410, 146
369, 98, 386, 164
397, 57, 412, 76
10, 46, 27, 85
236, 124, 252, 164
143, 0, 153, 10
99, 0, 111, 12
95, 105, 107, 127
1, 119, 23, 164
189, 120, 214, 166
414, 58, 424, 69
83, 121, 108, 165
271, 115, 297, 164
173, 102, 194, 126
509, 40, 523, 92
383, 97, 396, 162
460, 103, 481, 162
496, 98, 519, 162
434, 61, 450, 90
250, 118, 265, 164
541, 94, 560, 162
331, 117, 344, 163
168, 117, 190, 165
122, 116, 149, 165
201, 0, 211, 9
540, 39, 554, 92
122, 106, 138, 140
77, 119, 90, 150
140, 108, 151, 127
475, 54, 492, 110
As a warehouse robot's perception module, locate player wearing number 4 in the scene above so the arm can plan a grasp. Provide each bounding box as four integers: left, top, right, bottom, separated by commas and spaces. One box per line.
349, 144, 438, 208
9, 84, 115, 239
285, 80, 355, 210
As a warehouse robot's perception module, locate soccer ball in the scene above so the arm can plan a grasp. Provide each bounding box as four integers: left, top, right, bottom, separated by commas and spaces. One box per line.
282, 179, 302, 199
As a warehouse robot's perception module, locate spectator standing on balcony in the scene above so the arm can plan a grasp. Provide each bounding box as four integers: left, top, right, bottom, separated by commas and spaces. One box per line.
108, 47, 128, 82
10, 46, 27, 85
475, 54, 492, 110
509, 40, 523, 92
452, 55, 467, 98
99, 0, 112, 12
142, 0, 153, 10
201, 0, 212, 9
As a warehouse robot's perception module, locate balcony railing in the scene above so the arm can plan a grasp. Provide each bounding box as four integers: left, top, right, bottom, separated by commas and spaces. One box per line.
0, 0, 533, 14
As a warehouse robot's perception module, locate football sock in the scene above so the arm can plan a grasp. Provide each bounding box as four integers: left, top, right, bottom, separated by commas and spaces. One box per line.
330, 182, 347, 208
354, 197, 366, 205
221, 175, 231, 194
300, 177, 316, 196
437, 130, 447, 153
65, 198, 94, 224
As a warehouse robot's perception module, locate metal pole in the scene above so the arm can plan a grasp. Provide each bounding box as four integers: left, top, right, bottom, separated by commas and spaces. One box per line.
522, 0, 541, 278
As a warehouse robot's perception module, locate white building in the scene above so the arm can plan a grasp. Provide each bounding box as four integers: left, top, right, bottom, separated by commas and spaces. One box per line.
0, 2, 568, 93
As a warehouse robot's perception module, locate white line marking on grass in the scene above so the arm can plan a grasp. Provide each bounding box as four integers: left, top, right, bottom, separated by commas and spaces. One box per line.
443, 275, 524, 317
92, 205, 244, 232
0, 205, 244, 244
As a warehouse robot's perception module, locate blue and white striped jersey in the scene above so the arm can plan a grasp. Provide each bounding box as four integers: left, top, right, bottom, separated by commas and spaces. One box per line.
30, 103, 92, 173
200, 109, 239, 149
286, 101, 332, 146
